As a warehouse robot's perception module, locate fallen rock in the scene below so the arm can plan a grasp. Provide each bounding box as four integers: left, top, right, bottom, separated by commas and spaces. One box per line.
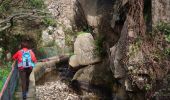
72, 61, 113, 88
69, 33, 101, 68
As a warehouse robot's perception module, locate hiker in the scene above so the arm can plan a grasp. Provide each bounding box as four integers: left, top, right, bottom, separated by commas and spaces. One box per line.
12, 41, 37, 99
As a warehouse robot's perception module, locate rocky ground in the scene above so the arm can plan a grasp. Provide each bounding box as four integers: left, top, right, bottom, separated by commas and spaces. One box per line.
35, 69, 99, 100
36, 80, 81, 100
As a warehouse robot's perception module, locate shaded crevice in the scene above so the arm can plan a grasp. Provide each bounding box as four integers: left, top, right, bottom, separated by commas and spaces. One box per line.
144, 0, 152, 32
112, 2, 130, 46
73, 0, 89, 31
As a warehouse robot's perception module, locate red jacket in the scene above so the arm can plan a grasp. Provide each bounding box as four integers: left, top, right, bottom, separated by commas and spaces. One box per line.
13, 48, 37, 70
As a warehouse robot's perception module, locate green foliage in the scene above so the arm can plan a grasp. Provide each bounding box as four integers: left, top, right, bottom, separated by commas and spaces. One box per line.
156, 22, 170, 34
0, 0, 11, 14
65, 34, 73, 47
94, 36, 106, 57
42, 17, 56, 27
76, 31, 88, 35
36, 47, 47, 59
165, 34, 170, 42
0, 48, 4, 60
156, 22, 170, 42
165, 48, 170, 56
0, 79, 3, 92
128, 38, 142, 57
64, 29, 75, 49
144, 84, 152, 91
29, 0, 44, 9
8, 34, 23, 54
82, 26, 92, 33
0, 65, 11, 91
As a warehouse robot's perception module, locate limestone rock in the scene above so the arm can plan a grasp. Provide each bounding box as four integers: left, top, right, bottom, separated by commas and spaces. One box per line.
42, 26, 65, 48
45, 0, 76, 29
152, 0, 170, 25
69, 55, 80, 68
69, 33, 100, 67
74, 0, 117, 44
72, 62, 113, 87
110, 43, 126, 79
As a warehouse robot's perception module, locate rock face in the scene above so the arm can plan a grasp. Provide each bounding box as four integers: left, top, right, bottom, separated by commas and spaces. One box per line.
42, 0, 170, 99
152, 0, 170, 25
42, 26, 65, 49
69, 33, 101, 67
45, 0, 76, 29
74, 0, 118, 44
72, 61, 113, 88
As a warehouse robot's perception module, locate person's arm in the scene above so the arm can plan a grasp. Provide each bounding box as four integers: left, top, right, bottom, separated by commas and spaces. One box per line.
12, 51, 19, 60
30, 50, 37, 63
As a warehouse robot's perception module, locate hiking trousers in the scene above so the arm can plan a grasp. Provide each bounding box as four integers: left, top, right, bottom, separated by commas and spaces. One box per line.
19, 68, 32, 94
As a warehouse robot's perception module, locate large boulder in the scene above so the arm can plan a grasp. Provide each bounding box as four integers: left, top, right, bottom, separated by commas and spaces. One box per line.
74, 33, 100, 65
69, 33, 100, 67
69, 33, 101, 68
72, 61, 113, 88
69, 55, 79, 68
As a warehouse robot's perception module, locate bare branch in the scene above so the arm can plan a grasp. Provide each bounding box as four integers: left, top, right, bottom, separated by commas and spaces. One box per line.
0, 23, 11, 31
0, 10, 49, 32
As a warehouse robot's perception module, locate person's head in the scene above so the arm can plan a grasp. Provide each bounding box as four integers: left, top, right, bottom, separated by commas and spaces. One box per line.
21, 41, 30, 49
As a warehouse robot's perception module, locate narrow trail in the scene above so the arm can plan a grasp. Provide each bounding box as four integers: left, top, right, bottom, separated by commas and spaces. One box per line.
14, 59, 99, 100
14, 70, 36, 100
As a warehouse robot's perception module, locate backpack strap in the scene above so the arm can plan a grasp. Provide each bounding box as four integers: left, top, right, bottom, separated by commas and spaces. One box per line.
18, 50, 23, 67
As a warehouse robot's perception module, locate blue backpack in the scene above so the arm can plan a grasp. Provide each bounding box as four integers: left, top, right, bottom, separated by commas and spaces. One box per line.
18, 50, 35, 68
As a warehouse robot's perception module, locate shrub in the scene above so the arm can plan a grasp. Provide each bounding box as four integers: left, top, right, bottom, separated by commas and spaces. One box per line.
77, 31, 86, 35
165, 34, 170, 42
0, 0, 11, 14
42, 17, 56, 27
94, 36, 106, 57
165, 48, 170, 56
156, 21, 170, 42
0, 64, 11, 91
29, 0, 44, 9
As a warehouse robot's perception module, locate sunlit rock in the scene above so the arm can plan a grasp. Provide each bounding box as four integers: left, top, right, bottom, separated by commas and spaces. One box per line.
69, 33, 101, 68
69, 55, 80, 67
